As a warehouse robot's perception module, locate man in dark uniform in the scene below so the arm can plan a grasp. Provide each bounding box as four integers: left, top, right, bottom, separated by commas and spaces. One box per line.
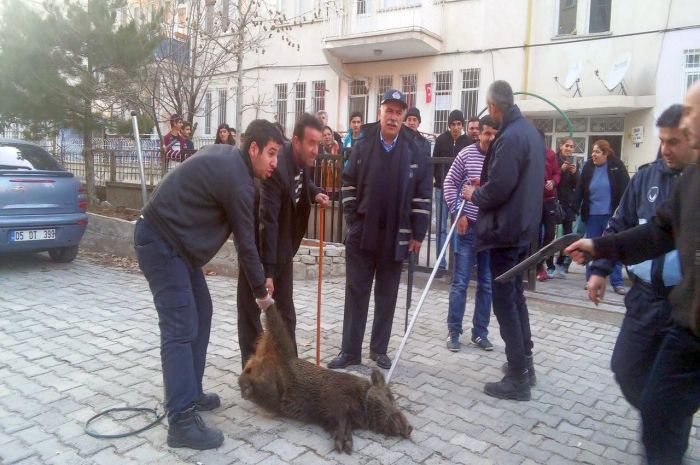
134, 120, 282, 450
328, 89, 432, 370
588, 104, 694, 410
237, 114, 329, 365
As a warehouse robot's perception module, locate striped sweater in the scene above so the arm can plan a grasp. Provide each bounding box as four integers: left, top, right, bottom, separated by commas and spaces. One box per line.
443, 142, 487, 223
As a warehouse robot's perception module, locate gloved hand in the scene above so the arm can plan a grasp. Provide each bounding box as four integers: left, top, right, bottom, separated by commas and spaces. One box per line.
255, 293, 275, 311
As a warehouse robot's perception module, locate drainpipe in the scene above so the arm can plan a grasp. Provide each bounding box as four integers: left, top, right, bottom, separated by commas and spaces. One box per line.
522, 0, 534, 99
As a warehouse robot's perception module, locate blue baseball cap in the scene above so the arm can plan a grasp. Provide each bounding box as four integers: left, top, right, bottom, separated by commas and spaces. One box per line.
380, 89, 407, 109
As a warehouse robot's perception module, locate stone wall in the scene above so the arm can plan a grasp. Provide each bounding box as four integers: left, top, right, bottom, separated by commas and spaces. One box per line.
82, 213, 346, 278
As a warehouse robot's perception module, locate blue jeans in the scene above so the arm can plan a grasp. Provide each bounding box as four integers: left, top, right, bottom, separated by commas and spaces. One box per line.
134, 218, 212, 422
640, 323, 700, 464
447, 229, 492, 338
585, 214, 624, 287
489, 246, 533, 371
434, 188, 449, 270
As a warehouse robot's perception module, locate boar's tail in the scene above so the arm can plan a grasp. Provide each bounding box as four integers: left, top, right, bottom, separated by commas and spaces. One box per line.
264, 304, 297, 359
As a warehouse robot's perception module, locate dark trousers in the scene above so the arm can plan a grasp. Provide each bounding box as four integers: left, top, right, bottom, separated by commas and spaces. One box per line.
640, 323, 700, 464
134, 218, 212, 422
237, 258, 297, 368
610, 281, 672, 409
489, 246, 534, 371
341, 241, 403, 356
539, 199, 558, 270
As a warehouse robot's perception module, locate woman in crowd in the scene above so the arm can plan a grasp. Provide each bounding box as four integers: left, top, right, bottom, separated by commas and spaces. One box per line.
318, 125, 341, 198
536, 131, 561, 281
575, 139, 630, 295
214, 123, 235, 145
553, 137, 579, 277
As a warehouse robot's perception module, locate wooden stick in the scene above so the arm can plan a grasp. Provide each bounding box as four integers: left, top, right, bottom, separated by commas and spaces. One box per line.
316, 207, 325, 366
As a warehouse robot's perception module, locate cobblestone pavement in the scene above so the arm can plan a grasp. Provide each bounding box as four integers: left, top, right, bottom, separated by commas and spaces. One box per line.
1, 253, 699, 465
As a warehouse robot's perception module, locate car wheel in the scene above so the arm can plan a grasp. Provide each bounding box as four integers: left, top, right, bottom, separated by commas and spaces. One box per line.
48, 245, 79, 263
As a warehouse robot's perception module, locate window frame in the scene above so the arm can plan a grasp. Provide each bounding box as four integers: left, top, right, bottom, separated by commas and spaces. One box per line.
433, 70, 453, 134
275, 83, 288, 132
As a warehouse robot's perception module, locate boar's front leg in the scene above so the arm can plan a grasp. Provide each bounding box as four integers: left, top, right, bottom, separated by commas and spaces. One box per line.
238, 373, 253, 400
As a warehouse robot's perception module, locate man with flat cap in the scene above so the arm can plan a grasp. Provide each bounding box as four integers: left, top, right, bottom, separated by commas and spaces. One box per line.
328, 89, 432, 370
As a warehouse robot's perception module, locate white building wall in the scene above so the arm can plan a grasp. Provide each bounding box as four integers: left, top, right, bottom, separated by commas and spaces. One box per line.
197, 0, 700, 172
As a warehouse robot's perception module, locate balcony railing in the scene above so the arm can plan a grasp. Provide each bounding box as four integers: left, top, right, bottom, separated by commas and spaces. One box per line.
323, 0, 443, 42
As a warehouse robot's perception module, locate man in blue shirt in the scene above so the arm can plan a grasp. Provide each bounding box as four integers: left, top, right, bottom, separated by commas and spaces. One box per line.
588, 104, 695, 410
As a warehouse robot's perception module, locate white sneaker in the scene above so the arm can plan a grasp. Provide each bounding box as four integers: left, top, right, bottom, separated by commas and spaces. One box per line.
553, 265, 567, 279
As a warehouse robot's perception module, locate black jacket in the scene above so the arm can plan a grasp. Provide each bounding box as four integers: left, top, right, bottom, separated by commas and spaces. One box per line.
260, 143, 321, 278
594, 163, 699, 336
342, 122, 432, 261
432, 131, 470, 188
471, 105, 545, 250
575, 156, 630, 221
556, 152, 579, 221
142, 144, 267, 298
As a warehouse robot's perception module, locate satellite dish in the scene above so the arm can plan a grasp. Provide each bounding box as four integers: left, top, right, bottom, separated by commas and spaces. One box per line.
606, 53, 631, 91
564, 61, 583, 90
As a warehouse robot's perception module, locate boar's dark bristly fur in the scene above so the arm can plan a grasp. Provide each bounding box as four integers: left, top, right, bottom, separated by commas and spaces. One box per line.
238, 304, 412, 453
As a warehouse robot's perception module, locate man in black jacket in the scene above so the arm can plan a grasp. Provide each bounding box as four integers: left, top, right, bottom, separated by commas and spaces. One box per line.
134, 120, 282, 450
328, 89, 432, 370
433, 109, 469, 273
237, 114, 329, 365
462, 80, 544, 401
567, 82, 700, 465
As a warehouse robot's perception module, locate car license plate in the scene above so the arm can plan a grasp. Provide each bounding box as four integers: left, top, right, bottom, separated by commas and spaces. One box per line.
11, 229, 56, 242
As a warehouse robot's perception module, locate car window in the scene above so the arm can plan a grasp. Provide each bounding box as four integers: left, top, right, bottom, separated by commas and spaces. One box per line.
0, 144, 64, 171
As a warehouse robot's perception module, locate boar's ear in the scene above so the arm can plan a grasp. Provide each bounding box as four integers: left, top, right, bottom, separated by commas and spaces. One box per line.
370, 368, 386, 387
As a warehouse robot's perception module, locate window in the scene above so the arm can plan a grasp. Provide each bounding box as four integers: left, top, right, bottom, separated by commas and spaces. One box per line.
557, 0, 577, 35
222, 0, 230, 31
348, 79, 368, 123
590, 116, 623, 132
204, 91, 212, 134
295, 82, 306, 119
401, 74, 417, 109
375, 75, 393, 115
356, 0, 367, 15
0, 143, 63, 171
205, 0, 215, 34
588, 0, 611, 34
218, 89, 227, 127
684, 49, 700, 93
433, 71, 452, 134
275, 83, 288, 131
460, 68, 480, 119
312, 80, 326, 113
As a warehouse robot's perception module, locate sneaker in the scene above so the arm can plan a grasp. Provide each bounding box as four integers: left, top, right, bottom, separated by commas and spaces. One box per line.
536, 270, 549, 282
470, 335, 493, 351
369, 351, 392, 369
546, 268, 556, 279
327, 352, 361, 369
446, 332, 460, 352
167, 406, 224, 450
194, 392, 221, 412
553, 264, 567, 279
613, 286, 627, 296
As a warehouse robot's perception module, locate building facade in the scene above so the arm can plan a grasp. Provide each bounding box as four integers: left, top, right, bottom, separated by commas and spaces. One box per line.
190, 0, 699, 171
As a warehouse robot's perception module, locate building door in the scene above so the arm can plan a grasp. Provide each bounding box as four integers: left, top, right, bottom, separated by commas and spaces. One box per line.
588, 135, 623, 160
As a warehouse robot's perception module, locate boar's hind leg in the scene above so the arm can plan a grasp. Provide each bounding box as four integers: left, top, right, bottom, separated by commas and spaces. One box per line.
332, 412, 354, 454
239, 373, 253, 399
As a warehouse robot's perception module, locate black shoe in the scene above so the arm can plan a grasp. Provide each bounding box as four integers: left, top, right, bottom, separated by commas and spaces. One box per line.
327, 352, 361, 369
195, 392, 221, 412
501, 355, 537, 387
484, 370, 531, 401
167, 407, 224, 450
435, 268, 446, 279
369, 351, 392, 369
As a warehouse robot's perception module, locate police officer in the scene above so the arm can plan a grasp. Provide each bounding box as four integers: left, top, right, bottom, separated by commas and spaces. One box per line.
587, 104, 695, 409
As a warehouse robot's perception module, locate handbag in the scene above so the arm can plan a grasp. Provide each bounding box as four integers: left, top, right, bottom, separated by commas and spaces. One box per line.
554, 198, 566, 224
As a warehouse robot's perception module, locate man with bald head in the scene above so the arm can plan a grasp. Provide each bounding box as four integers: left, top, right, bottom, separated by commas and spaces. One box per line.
566, 81, 699, 464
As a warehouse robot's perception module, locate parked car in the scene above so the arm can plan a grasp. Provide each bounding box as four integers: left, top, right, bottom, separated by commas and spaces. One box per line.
0, 139, 88, 262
